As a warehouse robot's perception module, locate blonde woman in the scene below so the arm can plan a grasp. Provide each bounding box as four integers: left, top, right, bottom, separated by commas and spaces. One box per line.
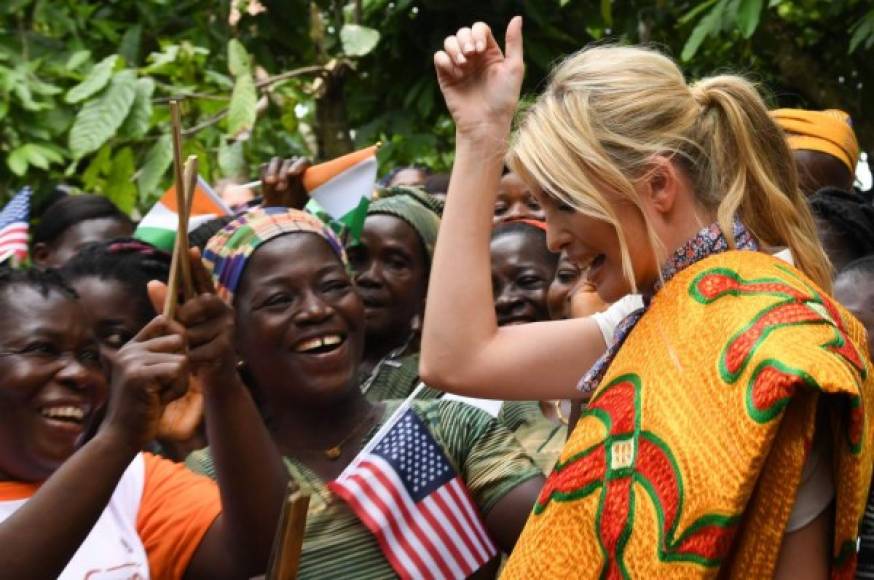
421, 18, 874, 579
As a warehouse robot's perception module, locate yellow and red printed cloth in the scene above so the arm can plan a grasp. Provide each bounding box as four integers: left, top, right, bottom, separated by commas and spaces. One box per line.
503, 251, 874, 579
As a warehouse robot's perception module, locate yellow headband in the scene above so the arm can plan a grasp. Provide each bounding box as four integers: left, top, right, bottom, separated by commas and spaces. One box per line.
770, 108, 859, 174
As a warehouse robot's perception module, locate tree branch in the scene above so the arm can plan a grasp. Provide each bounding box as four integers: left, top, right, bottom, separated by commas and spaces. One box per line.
177, 66, 326, 137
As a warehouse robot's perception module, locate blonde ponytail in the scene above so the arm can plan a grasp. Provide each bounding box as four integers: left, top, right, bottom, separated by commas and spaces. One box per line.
507, 45, 832, 292
687, 77, 832, 290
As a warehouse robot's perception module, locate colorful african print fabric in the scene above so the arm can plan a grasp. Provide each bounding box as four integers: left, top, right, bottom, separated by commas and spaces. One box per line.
202, 206, 348, 302
187, 399, 541, 579
503, 250, 874, 579
579, 220, 756, 394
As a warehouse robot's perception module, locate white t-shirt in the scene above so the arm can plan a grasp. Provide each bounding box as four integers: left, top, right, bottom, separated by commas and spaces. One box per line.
0, 452, 222, 579
0, 455, 149, 579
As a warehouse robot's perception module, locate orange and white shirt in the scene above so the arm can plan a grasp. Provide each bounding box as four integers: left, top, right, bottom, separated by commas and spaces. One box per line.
0, 453, 221, 580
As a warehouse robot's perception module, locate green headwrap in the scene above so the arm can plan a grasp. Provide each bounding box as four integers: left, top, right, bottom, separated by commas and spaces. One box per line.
367, 186, 442, 259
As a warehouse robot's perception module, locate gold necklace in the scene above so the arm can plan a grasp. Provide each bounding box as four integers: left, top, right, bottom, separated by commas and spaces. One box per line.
318, 406, 380, 460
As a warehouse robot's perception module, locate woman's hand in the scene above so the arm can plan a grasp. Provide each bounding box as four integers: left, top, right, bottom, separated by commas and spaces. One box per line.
260, 156, 311, 210
149, 249, 239, 385
434, 17, 525, 137
100, 316, 190, 452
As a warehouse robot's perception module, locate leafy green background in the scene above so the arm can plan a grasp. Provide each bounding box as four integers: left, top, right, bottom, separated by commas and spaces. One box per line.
1, 0, 872, 214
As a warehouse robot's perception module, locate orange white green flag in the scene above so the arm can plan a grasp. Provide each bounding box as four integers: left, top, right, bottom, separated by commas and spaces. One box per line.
134, 176, 232, 252
303, 144, 378, 242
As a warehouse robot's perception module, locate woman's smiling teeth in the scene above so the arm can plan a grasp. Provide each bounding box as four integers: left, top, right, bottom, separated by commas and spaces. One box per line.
294, 334, 345, 354
40, 406, 87, 423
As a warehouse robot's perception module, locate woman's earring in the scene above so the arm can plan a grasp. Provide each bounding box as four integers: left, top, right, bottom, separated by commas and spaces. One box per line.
236, 360, 246, 371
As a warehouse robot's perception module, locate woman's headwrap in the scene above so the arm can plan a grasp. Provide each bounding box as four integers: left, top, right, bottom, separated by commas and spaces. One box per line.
368, 186, 442, 260
770, 108, 860, 174
203, 206, 348, 302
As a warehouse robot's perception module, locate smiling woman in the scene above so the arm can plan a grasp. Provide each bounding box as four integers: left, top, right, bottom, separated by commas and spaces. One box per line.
61, 239, 208, 461
0, 265, 288, 579
347, 187, 443, 402
190, 206, 545, 579
425, 18, 873, 578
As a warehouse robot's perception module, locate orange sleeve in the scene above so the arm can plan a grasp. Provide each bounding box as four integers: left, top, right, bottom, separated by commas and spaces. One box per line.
137, 453, 222, 579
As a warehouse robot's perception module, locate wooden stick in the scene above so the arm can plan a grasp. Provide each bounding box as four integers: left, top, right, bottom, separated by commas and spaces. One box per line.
179, 155, 198, 301
267, 483, 310, 580
164, 100, 192, 318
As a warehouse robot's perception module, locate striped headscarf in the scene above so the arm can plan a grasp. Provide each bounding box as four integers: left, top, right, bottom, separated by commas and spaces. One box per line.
203, 206, 348, 302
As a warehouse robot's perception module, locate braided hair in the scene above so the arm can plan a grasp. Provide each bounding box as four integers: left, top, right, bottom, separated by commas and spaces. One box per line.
61, 239, 171, 327
809, 187, 874, 272
0, 267, 77, 304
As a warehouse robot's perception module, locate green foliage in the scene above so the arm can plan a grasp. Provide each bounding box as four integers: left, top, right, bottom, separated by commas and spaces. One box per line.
69, 69, 138, 159
65, 54, 118, 104
0, 0, 872, 215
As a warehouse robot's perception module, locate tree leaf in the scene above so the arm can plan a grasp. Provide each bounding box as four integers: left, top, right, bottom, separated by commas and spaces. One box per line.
227, 72, 257, 137
7, 146, 29, 176
681, 0, 727, 61
69, 69, 138, 159
218, 138, 247, 178
104, 146, 137, 215
340, 24, 380, 57
64, 50, 91, 70
601, 0, 613, 27
119, 77, 154, 139
228, 38, 251, 76
736, 0, 763, 38
119, 24, 142, 65
137, 134, 173, 199
65, 54, 118, 104
849, 11, 874, 54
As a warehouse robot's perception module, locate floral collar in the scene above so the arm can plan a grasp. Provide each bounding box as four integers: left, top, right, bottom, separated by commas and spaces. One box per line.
578, 220, 758, 395
655, 220, 757, 294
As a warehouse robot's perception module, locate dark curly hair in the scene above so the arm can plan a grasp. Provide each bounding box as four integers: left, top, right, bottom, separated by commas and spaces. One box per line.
0, 266, 77, 302
61, 238, 171, 326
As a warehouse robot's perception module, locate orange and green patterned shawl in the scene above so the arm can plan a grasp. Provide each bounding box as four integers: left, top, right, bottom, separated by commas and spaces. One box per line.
502, 250, 874, 579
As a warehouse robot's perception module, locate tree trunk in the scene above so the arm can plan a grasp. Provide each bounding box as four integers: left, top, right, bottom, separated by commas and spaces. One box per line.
315, 70, 353, 160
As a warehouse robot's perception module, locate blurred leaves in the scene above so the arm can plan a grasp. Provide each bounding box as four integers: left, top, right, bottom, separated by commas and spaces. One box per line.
1, 0, 872, 212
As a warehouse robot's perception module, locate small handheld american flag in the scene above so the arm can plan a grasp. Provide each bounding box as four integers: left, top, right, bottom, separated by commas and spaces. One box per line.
328, 390, 498, 580
0, 187, 31, 266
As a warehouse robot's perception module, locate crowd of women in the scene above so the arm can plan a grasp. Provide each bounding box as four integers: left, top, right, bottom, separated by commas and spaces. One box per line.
2, 15, 874, 580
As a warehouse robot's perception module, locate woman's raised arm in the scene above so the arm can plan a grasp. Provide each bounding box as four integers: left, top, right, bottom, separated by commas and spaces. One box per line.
420, 18, 607, 401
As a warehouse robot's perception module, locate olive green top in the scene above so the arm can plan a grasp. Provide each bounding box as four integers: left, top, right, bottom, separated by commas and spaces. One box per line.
360, 352, 443, 402
498, 400, 567, 475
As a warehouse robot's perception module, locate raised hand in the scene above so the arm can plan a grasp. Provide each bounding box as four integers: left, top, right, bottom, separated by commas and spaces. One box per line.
100, 316, 190, 452
149, 249, 238, 380
434, 17, 525, 137
260, 156, 311, 210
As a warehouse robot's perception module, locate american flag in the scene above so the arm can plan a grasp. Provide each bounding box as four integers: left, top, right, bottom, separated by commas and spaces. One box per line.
0, 187, 31, 265
329, 404, 498, 580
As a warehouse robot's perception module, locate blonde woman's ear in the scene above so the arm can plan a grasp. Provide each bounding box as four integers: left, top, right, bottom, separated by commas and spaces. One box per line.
642, 155, 687, 216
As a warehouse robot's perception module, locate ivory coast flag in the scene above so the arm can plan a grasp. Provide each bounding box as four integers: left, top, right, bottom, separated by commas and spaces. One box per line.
302, 144, 377, 241
135, 176, 232, 252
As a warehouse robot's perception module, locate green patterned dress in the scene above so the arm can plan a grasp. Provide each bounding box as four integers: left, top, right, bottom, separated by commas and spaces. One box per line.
187, 399, 541, 579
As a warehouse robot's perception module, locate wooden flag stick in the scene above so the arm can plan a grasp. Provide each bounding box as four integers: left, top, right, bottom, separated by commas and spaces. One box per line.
179, 155, 198, 301
164, 100, 193, 318
267, 484, 310, 580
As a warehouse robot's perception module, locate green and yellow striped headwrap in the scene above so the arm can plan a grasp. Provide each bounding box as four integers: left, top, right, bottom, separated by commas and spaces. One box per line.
203, 206, 348, 303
